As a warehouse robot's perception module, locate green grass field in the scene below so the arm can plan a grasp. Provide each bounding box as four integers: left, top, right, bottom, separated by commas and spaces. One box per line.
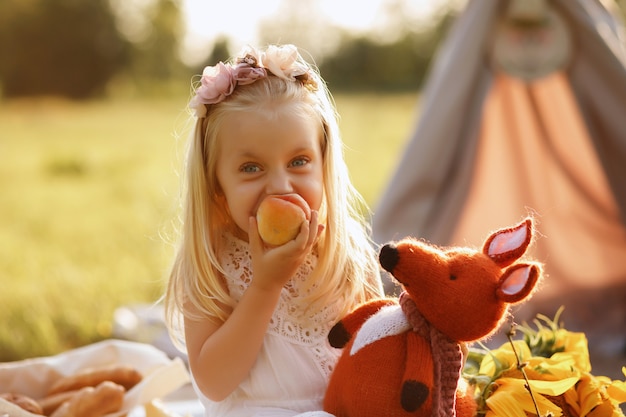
0, 92, 419, 362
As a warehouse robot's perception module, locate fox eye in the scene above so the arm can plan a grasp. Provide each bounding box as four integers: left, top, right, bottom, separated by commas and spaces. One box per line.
450, 275, 457, 281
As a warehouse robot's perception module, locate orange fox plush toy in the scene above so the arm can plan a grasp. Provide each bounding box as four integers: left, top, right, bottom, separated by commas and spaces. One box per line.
323, 218, 543, 417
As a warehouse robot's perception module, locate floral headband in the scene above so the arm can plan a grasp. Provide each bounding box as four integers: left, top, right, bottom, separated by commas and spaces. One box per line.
189, 44, 318, 118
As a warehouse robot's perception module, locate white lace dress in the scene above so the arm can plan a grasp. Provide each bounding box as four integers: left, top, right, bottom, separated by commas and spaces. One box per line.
193, 235, 341, 417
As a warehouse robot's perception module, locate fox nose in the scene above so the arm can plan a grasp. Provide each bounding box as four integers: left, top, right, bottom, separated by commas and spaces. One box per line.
379, 243, 399, 273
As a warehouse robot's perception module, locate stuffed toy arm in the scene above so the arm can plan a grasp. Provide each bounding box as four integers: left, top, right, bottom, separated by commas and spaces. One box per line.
328, 299, 397, 348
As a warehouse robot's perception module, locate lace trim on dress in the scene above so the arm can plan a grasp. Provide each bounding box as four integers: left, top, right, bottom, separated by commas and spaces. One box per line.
219, 234, 341, 346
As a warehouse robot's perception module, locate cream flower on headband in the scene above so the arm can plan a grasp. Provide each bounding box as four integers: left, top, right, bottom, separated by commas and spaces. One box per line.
260, 44, 309, 81
189, 44, 314, 118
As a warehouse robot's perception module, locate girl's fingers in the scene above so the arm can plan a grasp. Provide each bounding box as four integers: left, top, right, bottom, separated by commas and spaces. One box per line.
248, 216, 263, 252
308, 211, 319, 244
316, 223, 325, 242
305, 211, 324, 247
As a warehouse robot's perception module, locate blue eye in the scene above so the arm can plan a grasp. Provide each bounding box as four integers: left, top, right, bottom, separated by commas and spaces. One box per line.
240, 163, 260, 173
291, 157, 309, 167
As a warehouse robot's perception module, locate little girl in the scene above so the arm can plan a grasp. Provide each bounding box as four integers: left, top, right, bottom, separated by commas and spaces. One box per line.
164, 44, 384, 417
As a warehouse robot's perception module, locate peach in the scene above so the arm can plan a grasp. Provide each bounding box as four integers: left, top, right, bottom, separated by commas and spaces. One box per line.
256, 194, 311, 246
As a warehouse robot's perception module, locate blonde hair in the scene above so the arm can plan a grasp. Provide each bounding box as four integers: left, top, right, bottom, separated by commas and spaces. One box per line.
164, 45, 383, 342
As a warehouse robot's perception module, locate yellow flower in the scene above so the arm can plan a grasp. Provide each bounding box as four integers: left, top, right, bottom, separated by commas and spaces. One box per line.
485, 376, 579, 417
464, 310, 626, 417
474, 342, 581, 416
526, 353, 581, 381
479, 341, 581, 382
607, 367, 626, 403
521, 309, 591, 374
563, 371, 626, 416
479, 341, 531, 377
555, 329, 591, 373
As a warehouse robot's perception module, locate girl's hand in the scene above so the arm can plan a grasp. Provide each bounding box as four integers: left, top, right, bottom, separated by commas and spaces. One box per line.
185, 214, 324, 402
248, 210, 324, 292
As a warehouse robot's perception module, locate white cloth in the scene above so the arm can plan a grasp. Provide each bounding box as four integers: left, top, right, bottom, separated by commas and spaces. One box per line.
193, 235, 341, 417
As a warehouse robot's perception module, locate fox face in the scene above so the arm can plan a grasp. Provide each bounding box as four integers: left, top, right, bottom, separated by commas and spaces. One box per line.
379, 218, 542, 342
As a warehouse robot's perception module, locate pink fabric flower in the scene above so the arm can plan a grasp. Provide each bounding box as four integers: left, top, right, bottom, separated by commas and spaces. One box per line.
197, 62, 236, 103
232, 63, 266, 85
261, 45, 308, 81
190, 62, 236, 117
189, 45, 313, 118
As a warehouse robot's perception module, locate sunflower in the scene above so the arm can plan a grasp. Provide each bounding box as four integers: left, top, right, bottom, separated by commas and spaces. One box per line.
564, 370, 626, 417
463, 308, 626, 417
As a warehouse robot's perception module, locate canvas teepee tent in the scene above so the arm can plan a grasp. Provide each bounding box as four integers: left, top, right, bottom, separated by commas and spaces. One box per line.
372, 0, 626, 376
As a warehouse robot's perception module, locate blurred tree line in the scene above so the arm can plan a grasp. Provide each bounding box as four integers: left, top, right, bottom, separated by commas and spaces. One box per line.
0, 0, 184, 99
0, 0, 459, 99
0, 0, 626, 99
12, 0, 626, 99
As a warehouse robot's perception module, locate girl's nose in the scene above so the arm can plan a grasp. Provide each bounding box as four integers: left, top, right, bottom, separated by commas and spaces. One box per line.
266, 170, 293, 194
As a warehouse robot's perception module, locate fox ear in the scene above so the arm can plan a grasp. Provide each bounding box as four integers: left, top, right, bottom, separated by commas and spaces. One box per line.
496, 264, 540, 304
483, 218, 533, 268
